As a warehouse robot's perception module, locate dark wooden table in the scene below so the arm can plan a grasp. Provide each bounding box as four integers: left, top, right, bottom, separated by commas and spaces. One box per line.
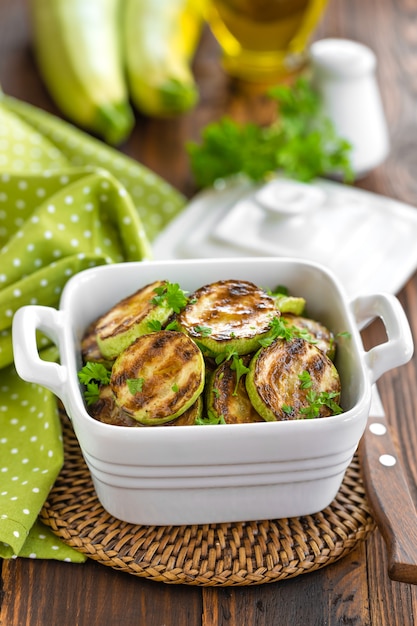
2, 0, 417, 624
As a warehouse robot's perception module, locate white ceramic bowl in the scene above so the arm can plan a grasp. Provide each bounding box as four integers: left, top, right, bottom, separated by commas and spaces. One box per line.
12, 258, 413, 525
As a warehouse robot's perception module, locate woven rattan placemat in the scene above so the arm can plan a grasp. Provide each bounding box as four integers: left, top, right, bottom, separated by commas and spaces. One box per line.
40, 414, 375, 586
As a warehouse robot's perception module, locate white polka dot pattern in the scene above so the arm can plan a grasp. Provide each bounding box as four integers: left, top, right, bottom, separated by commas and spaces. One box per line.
0, 95, 186, 560
2, 96, 186, 241
0, 367, 75, 558
0, 168, 151, 370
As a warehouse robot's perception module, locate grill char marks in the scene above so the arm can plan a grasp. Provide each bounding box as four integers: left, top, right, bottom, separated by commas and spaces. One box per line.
89, 385, 140, 427
281, 313, 336, 359
207, 355, 263, 424
110, 330, 205, 424
89, 384, 202, 427
95, 280, 174, 360
178, 279, 279, 355
247, 338, 341, 421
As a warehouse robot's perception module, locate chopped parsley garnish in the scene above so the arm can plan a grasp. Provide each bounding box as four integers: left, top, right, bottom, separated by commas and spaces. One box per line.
194, 325, 212, 336
230, 356, 250, 396
77, 362, 111, 406
78, 361, 111, 386
300, 390, 343, 419
147, 318, 181, 332
151, 282, 188, 313
166, 319, 181, 331
269, 285, 289, 297
258, 316, 293, 346
258, 315, 317, 348
214, 346, 239, 365
147, 319, 163, 332
298, 370, 313, 389
212, 348, 250, 396
195, 410, 226, 425
127, 378, 144, 395
83, 384, 101, 406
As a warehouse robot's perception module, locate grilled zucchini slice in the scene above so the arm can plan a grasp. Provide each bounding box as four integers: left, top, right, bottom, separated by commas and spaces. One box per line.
281, 313, 336, 360
81, 320, 114, 367
246, 337, 341, 421
110, 330, 205, 424
273, 294, 306, 315
89, 384, 202, 426
206, 355, 263, 424
95, 280, 179, 360
89, 384, 141, 427
81, 329, 101, 363
177, 279, 279, 356
164, 395, 203, 426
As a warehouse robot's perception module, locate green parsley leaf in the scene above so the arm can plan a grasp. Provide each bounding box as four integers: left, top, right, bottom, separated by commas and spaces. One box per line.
147, 319, 163, 332
187, 77, 353, 188
147, 318, 182, 332
337, 331, 351, 340
127, 378, 144, 395
230, 355, 250, 396
268, 284, 288, 297
294, 327, 316, 344
194, 325, 212, 336
214, 346, 239, 365
195, 410, 226, 425
83, 383, 101, 406
77, 361, 111, 386
258, 316, 293, 346
77, 362, 112, 406
166, 319, 181, 331
298, 370, 312, 389
299, 390, 343, 419
151, 282, 188, 313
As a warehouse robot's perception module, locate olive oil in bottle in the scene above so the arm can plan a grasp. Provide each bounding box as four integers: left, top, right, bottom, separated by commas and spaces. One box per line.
206, 0, 329, 82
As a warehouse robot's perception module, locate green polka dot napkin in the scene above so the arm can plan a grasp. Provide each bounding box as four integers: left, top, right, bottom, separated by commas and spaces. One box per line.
0, 92, 186, 561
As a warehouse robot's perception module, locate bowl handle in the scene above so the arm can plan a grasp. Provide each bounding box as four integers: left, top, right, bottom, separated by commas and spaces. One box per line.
12, 305, 68, 400
351, 293, 414, 384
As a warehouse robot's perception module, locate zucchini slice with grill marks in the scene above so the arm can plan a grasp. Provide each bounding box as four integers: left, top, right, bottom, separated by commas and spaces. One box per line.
81, 320, 114, 367
281, 313, 336, 360
177, 279, 279, 357
164, 395, 203, 426
110, 330, 205, 424
206, 355, 263, 424
89, 384, 141, 427
95, 280, 176, 360
246, 337, 341, 421
89, 384, 202, 426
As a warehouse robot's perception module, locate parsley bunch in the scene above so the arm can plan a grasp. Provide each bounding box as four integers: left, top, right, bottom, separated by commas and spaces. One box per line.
77, 362, 111, 406
187, 77, 353, 188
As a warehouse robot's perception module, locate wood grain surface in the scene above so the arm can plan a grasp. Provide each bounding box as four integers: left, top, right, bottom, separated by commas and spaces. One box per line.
2, 0, 417, 624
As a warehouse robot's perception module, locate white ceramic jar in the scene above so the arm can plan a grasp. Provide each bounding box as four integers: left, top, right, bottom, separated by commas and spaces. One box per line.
310, 38, 390, 178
